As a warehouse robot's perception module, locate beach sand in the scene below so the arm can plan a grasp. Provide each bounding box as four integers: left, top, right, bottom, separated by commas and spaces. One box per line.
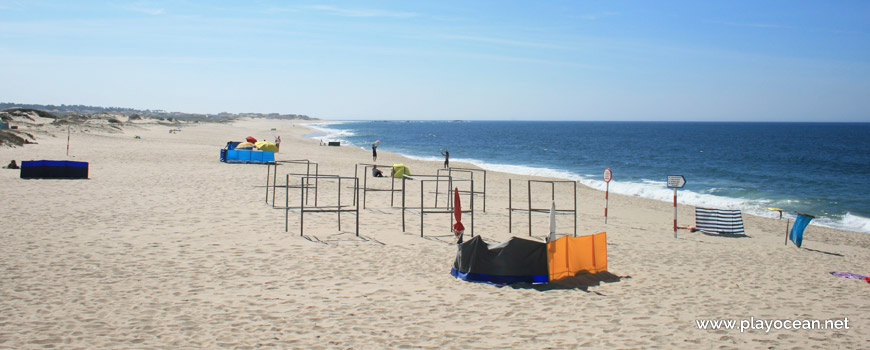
1, 117, 868, 349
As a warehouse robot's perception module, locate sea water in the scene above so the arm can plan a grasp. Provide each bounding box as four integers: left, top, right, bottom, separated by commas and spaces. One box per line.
307, 121, 870, 234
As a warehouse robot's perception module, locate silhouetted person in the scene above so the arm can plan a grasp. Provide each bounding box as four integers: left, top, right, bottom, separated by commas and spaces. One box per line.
440, 150, 449, 168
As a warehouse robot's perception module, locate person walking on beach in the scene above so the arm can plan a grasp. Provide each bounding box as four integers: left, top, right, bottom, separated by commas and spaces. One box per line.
440, 150, 449, 168
372, 140, 379, 162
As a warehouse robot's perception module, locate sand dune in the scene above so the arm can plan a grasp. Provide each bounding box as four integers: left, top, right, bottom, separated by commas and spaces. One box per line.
1, 118, 867, 349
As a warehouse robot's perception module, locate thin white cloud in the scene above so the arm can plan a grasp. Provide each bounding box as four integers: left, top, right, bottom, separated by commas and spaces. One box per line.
264, 7, 298, 14
307, 5, 417, 18
110, 2, 165, 15
436, 34, 571, 50
715, 21, 790, 29
0, 0, 30, 11
0, 52, 310, 65
571, 11, 619, 21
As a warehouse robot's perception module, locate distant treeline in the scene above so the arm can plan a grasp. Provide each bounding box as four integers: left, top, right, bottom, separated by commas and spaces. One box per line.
0, 102, 139, 114
0, 102, 315, 120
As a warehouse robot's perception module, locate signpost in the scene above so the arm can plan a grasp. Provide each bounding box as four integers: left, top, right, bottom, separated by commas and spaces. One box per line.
667, 175, 686, 238
603, 168, 612, 224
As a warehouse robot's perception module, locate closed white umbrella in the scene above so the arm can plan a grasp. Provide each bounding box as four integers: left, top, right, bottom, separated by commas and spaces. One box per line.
548, 200, 557, 242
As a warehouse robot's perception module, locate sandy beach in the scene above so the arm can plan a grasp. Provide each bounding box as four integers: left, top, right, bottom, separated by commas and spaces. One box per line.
1, 117, 868, 349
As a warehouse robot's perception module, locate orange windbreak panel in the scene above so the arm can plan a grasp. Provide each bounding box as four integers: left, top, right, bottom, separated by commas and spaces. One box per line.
547, 232, 607, 281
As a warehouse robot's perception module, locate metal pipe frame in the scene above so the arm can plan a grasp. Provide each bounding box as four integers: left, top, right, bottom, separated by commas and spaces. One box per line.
507, 179, 578, 237
266, 160, 320, 207
401, 175, 474, 238
284, 174, 360, 237
353, 163, 403, 209
271, 172, 327, 210
435, 167, 487, 212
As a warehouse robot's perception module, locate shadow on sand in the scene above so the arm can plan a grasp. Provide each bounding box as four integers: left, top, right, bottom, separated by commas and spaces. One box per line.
804, 247, 844, 257
700, 232, 751, 238
509, 271, 629, 293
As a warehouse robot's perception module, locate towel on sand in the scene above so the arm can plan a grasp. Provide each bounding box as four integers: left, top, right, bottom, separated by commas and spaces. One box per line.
830, 272, 870, 283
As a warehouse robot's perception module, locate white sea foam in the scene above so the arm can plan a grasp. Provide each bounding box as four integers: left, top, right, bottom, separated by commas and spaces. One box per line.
812, 213, 870, 234
306, 122, 355, 145
404, 154, 447, 162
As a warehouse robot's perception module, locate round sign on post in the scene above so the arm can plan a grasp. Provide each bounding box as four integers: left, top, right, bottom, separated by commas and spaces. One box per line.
603, 168, 612, 223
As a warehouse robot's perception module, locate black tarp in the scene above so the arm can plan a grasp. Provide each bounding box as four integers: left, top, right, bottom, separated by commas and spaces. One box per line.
451, 235, 549, 284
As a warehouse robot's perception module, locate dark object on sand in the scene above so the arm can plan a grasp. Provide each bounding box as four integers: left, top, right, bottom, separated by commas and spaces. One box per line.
20, 160, 88, 179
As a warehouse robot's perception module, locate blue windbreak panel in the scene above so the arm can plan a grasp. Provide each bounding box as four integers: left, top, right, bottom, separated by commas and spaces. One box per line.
451, 268, 548, 284
789, 213, 814, 248
22, 160, 88, 168
225, 150, 274, 163
20, 160, 89, 179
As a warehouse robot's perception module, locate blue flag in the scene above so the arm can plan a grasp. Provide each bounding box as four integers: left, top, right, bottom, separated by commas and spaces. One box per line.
789, 213, 814, 248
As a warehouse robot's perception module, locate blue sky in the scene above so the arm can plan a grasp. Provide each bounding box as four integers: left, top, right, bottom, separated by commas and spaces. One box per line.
1, 1, 868, 121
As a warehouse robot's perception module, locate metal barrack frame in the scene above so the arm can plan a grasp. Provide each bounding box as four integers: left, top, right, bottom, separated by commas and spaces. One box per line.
508, 179, 577, 237
265, 160, 319, 207
283, 174, 360, 236
435, 167, 487, 212
401, 175, 474, 237
353, 163, 403, 209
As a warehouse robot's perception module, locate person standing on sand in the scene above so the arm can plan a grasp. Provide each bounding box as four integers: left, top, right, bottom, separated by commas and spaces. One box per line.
440, 150, 449, 168
372, 141, 378, 162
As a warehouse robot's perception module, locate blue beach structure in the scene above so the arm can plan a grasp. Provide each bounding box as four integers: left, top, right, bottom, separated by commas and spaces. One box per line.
220, 141, 274, 164
20, 160, 89, 179
788, 212, 815, 248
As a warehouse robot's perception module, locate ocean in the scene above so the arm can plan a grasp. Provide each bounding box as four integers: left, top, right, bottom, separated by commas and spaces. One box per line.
306, 121, 870, 234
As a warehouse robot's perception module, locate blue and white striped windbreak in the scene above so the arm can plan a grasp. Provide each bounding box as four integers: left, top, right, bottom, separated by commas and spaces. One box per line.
695, 208, 745, 235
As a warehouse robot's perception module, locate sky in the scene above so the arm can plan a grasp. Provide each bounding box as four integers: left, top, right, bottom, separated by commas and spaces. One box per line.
1, 1, 869, 121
